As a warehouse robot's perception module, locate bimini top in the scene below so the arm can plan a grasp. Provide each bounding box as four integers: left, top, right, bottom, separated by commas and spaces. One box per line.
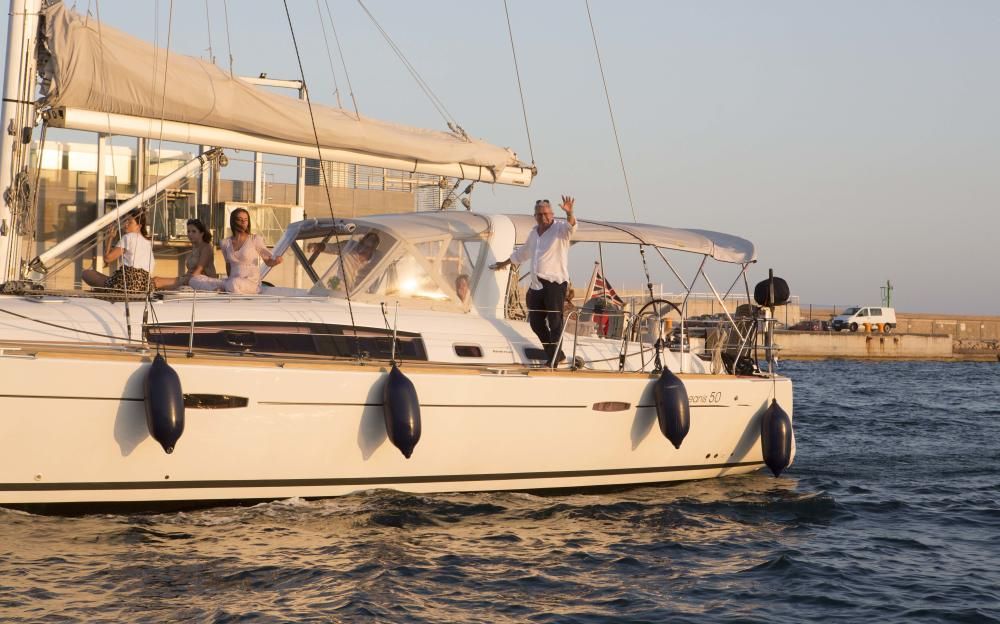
507, 215, 756, 264
283, 212, 492, 245
276, 212, 756, 265
267, 212, 755, 310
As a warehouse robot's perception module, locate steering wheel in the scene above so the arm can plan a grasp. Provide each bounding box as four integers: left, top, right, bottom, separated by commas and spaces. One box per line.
634, 298, 682, 320
626, 299, 683, 371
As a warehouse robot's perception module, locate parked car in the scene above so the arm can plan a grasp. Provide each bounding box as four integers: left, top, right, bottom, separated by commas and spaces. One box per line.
789, 319, 828, 331
671, 313, 729, 339
831, 306, 896, 333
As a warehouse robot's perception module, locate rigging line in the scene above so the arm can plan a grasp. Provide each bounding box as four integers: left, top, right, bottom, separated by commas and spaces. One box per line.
152, 0, 176, 202
2, 0, 33, 262
149, 0, 159, 124
93, 0, 126, 281
355, 0, 457, 129
24, 122, 49, 257
322, 0, 359, 118
203, 0, 215, 64
222, 0, 234, 78
721, 266, 748, 302
315, 0, 343, 108
0, 306, 144, 343
7, 8, 34, 260
282, 0, 362, 357
584, 0, 660, 353
585, 0, 638, 223
2, 3, 35, 281
145, 0, 177, 328
651, 246, 693, 300
502, 0, 535, 164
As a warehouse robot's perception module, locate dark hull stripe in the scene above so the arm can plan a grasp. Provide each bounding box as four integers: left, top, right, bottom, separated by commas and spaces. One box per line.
0, 398, 735, 410
0, 394, 143, 402
265, 403, 735, 409
0, 461, 764, 492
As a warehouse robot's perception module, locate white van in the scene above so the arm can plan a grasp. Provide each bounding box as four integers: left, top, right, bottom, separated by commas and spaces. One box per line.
831, 306, 897, 333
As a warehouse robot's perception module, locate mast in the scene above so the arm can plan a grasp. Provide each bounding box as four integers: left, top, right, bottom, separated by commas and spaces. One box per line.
0, 0, 42, 284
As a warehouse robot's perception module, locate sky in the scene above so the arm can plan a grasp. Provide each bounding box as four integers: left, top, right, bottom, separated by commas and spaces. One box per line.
5, 1, 1000, 314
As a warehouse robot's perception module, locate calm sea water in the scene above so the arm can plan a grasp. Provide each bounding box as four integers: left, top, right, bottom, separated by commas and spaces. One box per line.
1, 360, 998, 623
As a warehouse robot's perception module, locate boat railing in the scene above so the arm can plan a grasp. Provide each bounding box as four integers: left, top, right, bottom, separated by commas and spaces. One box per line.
550, 302, 780, 375
549, 306, 675, 372
8, 287, 778, 373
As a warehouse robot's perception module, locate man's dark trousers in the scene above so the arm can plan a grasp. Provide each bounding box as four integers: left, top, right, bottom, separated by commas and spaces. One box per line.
526, 278, 568, 365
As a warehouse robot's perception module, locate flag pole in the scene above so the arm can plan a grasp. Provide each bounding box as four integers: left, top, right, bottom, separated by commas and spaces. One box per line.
583, 261, 599, 303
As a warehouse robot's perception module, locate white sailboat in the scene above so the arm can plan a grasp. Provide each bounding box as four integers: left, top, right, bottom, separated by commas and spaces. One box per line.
0, 1, 794, 510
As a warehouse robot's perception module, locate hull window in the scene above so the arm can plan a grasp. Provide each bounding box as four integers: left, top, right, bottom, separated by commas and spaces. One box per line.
184, 394, 249, 409
453, 344, 483, 358
146, 322, 428, 361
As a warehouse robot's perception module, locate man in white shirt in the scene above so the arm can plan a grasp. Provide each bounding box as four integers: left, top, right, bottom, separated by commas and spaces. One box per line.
493, 196, 577, 366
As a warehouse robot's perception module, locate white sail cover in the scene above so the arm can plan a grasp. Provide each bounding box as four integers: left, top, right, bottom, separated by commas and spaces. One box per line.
39, 3, 520, 172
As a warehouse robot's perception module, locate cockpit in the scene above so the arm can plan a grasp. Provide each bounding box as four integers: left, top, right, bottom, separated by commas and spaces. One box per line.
270, 213, 491, 312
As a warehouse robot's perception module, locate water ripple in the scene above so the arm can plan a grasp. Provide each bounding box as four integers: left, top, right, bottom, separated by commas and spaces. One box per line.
1, 361, 999, 623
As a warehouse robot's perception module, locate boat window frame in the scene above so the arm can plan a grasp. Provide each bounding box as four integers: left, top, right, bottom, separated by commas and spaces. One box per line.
144, 321, 429, 361
298, 224, 488, 311
453, 344, 484, 358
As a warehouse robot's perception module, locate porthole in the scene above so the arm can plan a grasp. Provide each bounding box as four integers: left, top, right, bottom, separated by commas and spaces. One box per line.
454, 344, 483, 358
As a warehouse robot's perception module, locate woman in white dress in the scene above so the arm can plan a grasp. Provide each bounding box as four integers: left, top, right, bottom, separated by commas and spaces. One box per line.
189, 208, 283, 294
82, 208, 155, 294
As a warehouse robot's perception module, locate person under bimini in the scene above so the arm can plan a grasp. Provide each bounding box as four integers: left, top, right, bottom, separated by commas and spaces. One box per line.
154, 218, 218, 289
492, 196, 577, 367
82, 208, 155, 294
308, 232, 380, 292
455, 273, 472, 308
189, 208, 283, 294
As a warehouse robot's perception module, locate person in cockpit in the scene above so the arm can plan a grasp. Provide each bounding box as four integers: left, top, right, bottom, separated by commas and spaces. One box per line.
455, 273, 472, 308
309, 231, 381, 291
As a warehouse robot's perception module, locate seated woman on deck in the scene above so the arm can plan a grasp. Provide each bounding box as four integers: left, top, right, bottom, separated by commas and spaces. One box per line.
189, 208, 283, 294
154, 218, 218, 289
82, 208, 155, 294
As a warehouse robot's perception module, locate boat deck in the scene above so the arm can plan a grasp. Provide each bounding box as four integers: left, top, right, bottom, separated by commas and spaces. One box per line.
0, 339, 774, 380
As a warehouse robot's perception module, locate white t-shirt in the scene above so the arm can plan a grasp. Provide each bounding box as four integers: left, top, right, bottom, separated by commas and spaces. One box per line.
509, 219, 576, 289
116, 232, 155, 272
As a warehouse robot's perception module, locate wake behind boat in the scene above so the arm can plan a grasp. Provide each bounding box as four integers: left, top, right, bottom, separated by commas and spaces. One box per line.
0, 1, 795, 510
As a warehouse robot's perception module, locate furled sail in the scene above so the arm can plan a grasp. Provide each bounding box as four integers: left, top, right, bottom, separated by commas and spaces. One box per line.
38, 3, 532, 183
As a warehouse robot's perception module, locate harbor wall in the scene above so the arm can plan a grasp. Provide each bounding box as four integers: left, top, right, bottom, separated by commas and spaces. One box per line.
797, 306, 1000, 358
800, 306, 1000, 342
774, 331, 953, 359
593, 295, 996, 359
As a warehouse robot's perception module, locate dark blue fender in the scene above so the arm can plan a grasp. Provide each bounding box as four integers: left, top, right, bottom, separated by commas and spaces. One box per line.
383, 364, 422, 459
760, 399, 793, 477
653, 368, 690, 449
144, 354, 185, 454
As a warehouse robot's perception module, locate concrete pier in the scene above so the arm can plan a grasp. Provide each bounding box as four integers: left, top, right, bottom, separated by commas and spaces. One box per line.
589, 292, 998, 360
774, 330, 957, 360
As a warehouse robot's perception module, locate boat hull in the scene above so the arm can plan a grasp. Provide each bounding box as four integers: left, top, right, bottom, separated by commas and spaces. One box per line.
0, 347, 793, 506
